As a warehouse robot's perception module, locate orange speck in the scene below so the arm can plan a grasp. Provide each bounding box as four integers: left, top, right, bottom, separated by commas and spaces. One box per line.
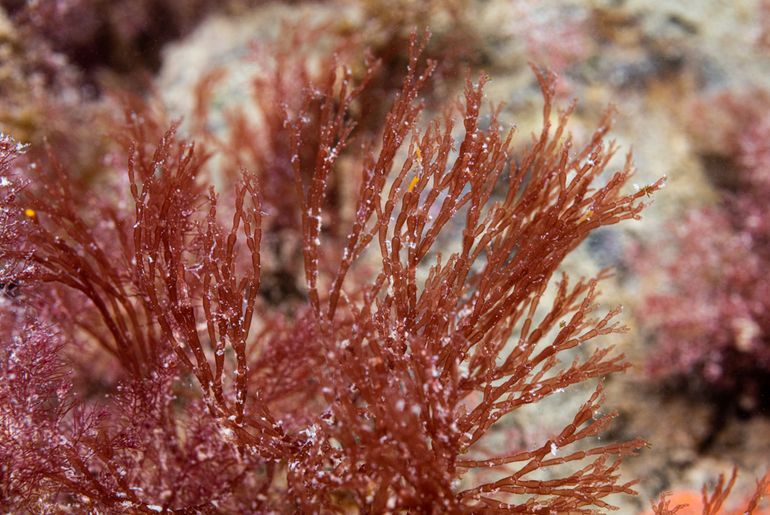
415, 145, 422, 162
408, 176, 419, 193
577, 210, 593, 224
24, 208, 36, 218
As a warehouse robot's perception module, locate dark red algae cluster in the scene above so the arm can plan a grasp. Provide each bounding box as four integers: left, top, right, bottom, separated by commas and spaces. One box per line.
641, 92, 770, 422
0, 17, 674, 509
14, 0, 770, 509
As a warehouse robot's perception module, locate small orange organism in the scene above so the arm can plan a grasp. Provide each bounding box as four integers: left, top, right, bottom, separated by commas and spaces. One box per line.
408, 145, 423, 192
407, 176, 419, 192
577, 209, 593, 224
